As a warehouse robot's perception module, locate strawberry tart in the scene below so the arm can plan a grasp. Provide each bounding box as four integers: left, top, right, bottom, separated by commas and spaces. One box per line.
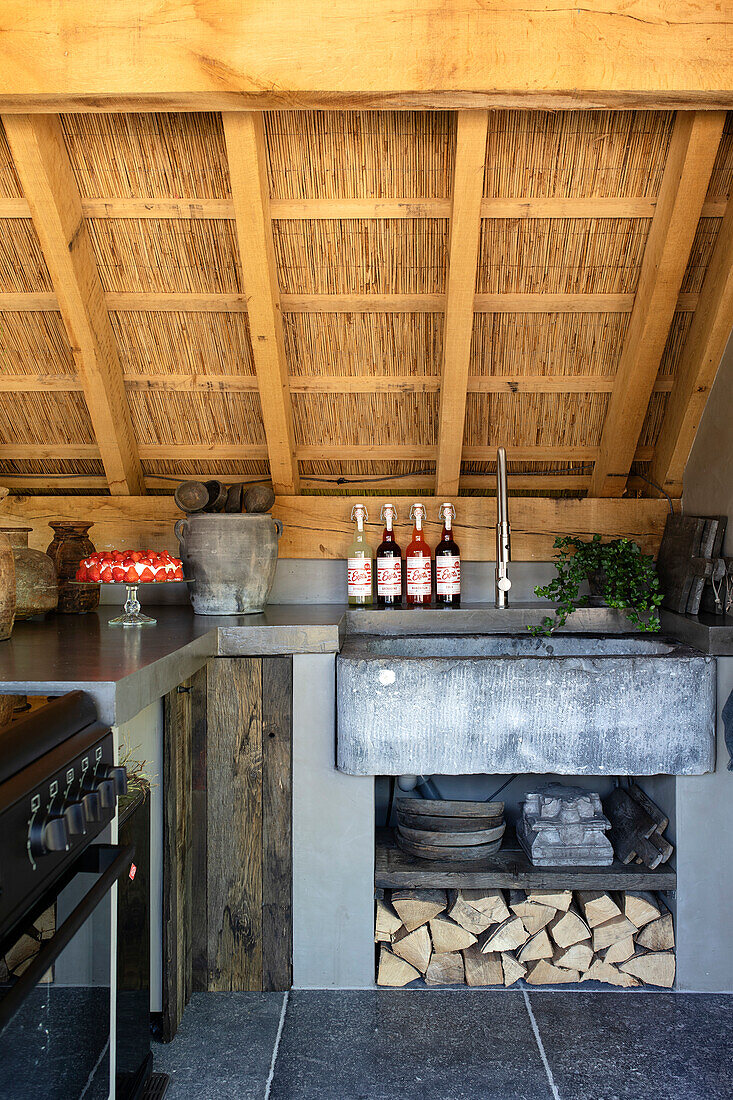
76, 550, 185, 585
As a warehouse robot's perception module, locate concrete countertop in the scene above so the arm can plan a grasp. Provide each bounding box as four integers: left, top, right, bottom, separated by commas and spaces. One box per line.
660, 607, 733, 655
0, 605, 345, 725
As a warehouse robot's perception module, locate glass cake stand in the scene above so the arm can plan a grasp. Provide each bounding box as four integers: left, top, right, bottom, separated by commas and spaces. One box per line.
71, 580, 191, 626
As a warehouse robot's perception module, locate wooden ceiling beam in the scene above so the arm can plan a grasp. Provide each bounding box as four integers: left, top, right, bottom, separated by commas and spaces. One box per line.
2, 114, 144, 495
649, 198, 733, 498
0, 2, 732, 112
588, 111, 726, 498
435, 111, 490, 498
223, 112, 299, 495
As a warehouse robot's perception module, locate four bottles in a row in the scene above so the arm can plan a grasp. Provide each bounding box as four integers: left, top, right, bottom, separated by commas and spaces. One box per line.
347, 502, 461, 608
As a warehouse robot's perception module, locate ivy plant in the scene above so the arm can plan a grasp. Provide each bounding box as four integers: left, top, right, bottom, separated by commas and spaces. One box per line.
529, 534, 663, 636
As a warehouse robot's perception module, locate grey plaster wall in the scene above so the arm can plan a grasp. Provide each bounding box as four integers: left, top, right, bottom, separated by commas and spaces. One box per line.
683, 332, 733, 553
292, 654, 375, 988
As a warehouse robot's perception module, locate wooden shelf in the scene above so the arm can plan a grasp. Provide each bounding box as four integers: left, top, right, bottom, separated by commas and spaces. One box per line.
375, 828, 676, 892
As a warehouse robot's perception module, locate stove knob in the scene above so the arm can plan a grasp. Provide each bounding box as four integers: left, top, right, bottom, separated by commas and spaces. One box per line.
29, 813, 70, 858
82, 789, 101, 823
97, 778, 116, 811
63, 800, 87, 836
98, 765, 128, 797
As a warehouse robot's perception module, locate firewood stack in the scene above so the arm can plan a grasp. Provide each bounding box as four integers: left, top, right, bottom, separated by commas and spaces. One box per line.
376, 887, 675, 988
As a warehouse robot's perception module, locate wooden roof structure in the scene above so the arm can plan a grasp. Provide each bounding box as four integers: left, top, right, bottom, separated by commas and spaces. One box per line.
0, 2, 732, 558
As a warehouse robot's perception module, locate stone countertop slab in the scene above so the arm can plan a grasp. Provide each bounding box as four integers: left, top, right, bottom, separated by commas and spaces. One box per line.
0, 605, 345, 725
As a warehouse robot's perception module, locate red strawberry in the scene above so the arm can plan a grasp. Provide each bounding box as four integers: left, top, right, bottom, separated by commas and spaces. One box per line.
130, 551, 143, 563
88, 565, 101, 583
138, 566, 155, 583
112, 566, 125, 582
172, 566, 184, 581
75, 566, 87, 582
100, 565, 114, 583
112, 551, 124, 562
125, 566, 139, 584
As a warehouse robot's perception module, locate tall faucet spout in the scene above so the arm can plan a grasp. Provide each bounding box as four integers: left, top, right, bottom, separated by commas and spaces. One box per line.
495, 447, 512, 608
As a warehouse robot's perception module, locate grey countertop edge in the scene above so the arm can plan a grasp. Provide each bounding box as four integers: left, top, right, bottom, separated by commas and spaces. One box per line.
660, 608, 733, 655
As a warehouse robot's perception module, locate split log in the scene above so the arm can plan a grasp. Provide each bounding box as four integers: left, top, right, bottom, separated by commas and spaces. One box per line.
576, 891, 622, 929
636, 911, 675, 952
392, 925, 431, 974
479, 915, 529, 954
447, 890, 498, 935
391, 889, 447, 932
623, 891, 661, 930
517, 928, 554, 964
509, 891, 555, 935
627, 782, 669, 833
463, 946, 503, 987
377, 946, 420, 987
526, 959, 580, 985
429, 915, 477, 954
425, 951, 465, 986
581, 958, 640, 988
375, 899, 403, 942
549, 906, 591, 949
554, 943, 594, 973
592, 915, 638, 953
603, 935, 636, 965
501, 952, 527, 987
526, 889, 572, 912
459, 889, 510, 924
620, 951, 676, 988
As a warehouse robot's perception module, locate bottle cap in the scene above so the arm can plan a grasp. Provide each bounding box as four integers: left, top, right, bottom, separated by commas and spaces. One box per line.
409, 503, 425, 522
350, 504, 369, 523
380, 503, 397, 522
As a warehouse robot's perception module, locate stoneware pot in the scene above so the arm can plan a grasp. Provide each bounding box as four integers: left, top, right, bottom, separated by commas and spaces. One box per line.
0, 529, 16, 641
175, 512, 284, 615
46, 521, 101, 614
0, 527, 58, 620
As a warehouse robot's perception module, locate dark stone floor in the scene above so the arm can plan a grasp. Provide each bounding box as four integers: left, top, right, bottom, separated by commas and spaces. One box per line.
154, 990, 733, 1100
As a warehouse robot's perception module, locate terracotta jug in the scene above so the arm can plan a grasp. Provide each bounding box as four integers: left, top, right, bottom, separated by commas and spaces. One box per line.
46, 521, 100, 614
0, 527, 58, 620
0, 529, 15, 640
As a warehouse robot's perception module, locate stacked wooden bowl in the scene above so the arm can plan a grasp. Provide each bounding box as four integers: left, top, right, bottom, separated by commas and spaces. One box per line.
395, 798, 505, 862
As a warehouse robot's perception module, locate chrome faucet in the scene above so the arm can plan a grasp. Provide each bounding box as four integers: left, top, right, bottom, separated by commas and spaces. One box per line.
495, 447, 512, 608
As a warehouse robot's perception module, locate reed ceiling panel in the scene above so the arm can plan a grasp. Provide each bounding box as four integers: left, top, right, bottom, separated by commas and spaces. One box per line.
464, 392, 610, 448
273, 219, 447, 295
0, 312, 75, 374
299, 459, 432, 482
141, 459, 270, 479
61, 113, 230, 199
656, 313, 695, 382
265, 111, 455, 199
111, 312, 255, 376
0, 127, 22, 198
706, 112, 733, 199
470, 313, 630, 378
86, 219, 242, 294
483, 112, 674, 198
291, 392, 438, 447
128, 391, 266, 446
0, 392, 94, 444
475, 218, 651, 295
0, 221, 53, 292
680, 217, 723, 294
283, 313, 443, 378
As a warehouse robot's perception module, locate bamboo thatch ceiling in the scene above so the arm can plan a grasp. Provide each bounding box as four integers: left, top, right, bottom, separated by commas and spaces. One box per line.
0, 108, 731, 500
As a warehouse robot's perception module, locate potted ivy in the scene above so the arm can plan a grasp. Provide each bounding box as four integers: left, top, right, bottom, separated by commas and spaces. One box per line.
529, 534, 663, 636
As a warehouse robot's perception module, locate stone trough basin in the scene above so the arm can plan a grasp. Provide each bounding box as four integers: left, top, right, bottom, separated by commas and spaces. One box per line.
336, 633, 716, 777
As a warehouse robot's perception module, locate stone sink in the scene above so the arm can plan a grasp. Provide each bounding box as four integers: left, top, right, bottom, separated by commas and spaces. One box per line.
336, 632, 716, 776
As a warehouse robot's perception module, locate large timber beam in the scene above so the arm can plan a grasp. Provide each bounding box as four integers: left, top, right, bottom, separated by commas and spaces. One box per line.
435, 111, 489, 498
0, 2, 732, 111
2, 114, 144, 495
649, 199, 733, 498
589, 111, 726, 498
223, 112, 299, 495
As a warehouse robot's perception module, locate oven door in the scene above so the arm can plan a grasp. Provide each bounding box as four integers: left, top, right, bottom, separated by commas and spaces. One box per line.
0, 844, 133, 1100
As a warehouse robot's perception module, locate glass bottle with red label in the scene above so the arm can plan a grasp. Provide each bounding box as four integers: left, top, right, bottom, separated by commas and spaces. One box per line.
376, 503, 402, 609
347, 504, 373, 608
406, 503, 432, 607
435, 501, 461, 608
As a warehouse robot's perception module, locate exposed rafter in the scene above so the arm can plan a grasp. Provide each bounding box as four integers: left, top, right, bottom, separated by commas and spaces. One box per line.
649, 198, 733, 498
2, 113, 144, 495
435, 111, 489, 497
588, 111, 726, 498
223, 112, 299, 495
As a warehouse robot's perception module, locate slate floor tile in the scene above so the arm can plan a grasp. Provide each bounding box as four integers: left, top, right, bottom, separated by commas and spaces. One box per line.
153, 991, 285, 1100
268, 989, 553, 1100
528, 991, 733, 1100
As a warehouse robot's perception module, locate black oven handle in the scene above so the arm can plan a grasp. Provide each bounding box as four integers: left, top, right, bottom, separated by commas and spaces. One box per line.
0, 843, 134, 1033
